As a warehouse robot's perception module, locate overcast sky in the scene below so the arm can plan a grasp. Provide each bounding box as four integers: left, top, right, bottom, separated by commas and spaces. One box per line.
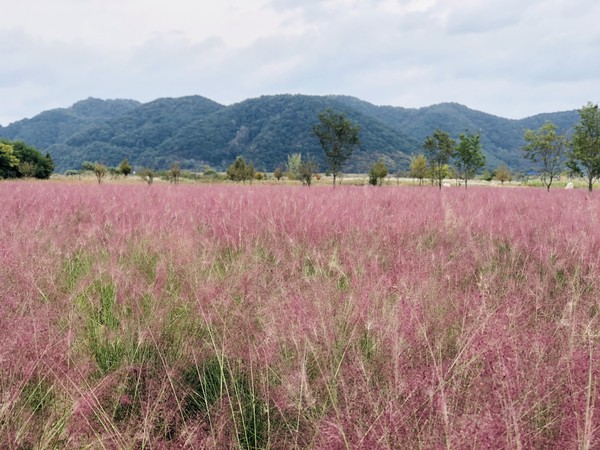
1, 0, 599, 125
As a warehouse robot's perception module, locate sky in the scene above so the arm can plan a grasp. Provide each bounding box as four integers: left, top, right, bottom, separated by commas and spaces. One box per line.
1, 0, 599, 126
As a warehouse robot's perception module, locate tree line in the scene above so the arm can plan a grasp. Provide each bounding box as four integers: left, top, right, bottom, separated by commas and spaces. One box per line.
67, 101, 600, 191
3, 102, 600, 191
0, 140, 54, 179
299, 102, 600, 191
518, 102, 600, 192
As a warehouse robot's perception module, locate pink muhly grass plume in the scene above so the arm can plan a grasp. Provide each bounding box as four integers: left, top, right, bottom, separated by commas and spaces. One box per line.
0, 180, 598, 448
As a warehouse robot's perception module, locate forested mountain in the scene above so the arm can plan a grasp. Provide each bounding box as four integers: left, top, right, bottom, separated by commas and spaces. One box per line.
49, 96, 225, 171
0, 94, 580, 173
0, 98, 140, 149
330, 96, 579, 169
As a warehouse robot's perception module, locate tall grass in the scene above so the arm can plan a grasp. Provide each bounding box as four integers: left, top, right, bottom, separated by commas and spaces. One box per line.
0, 181, 598, 448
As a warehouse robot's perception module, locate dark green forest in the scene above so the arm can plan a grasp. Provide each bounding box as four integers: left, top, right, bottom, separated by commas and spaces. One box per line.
0, 94, 579, 173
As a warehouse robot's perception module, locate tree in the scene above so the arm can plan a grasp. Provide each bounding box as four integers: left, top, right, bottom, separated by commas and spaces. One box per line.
368, 159, 388, 186
454, 130, 486, 188
0, 140, 54, 179
19, 161, 36, 178
82, 161, 96, 172
495, 163, 511, 185
423, 130, 455, 189
409, 154, 428, 186
227, 156, 254, 183
0, 142, 20, 178
313, 108, 360, 187
566, 102, 600, 192
13, 141, 54, 179
273, 167, 284, 181
169, 161, 181, 184
522, 121, 567, 192
92, 163, 107, 184
298, 157, 318, 186
139, 168, 155, 185
481, 169, 494, 182
203, 165, 219, 179
287, 153, 302, 180
43, 152, 55, 179
118, 158, 132, 176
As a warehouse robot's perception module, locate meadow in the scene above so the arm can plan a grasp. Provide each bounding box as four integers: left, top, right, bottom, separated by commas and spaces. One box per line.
0, 181, 598, 449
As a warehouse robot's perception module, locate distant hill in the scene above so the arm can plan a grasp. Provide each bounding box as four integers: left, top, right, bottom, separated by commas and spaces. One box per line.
0, 98, 140, 149
0, 94, 580, 173
330, 96, 579, 169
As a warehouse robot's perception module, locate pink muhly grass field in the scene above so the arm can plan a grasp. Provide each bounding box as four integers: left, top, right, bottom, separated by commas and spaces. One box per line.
0, 181, 598, 448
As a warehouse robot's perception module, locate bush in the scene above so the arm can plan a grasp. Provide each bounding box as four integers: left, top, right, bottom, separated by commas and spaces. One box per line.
368, 159, 388, 186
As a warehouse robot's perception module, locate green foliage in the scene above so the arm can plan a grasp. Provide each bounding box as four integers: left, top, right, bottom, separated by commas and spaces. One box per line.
495, 163, 512, 184
480, 169, 495, 182
454, 130, 486, 188
81, 161, 96, 172
298, 156, 318, 186
202, 165, 218, 178
118, 158, 132, 176
183, 357, 227, 418
522, 121, 567, 191
273, 166, 284, 181
0, 142, 20, 178
22, 376, 55, 415
0, 140, 54, 179
76, 279, 126, 375
138, 167, 155, 184
1, 94, 585, 174
423, 129, 455, 188
368, 159, 388, 186
566, 102, 600, 191
313, 108, 360, 186
91, 162, 107, 183
182, 357, 268, 449
227, 156, 255, 183
286, 152, 302, 180
409, 154, 429, 185
168, 161, 181, 184
18, 161, 36, 177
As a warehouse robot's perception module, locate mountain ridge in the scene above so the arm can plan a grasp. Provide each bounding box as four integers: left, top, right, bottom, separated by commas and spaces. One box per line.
0, 94, 580, 173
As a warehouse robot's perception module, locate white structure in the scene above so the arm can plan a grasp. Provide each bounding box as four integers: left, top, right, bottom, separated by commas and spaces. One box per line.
565, 182, 574, 190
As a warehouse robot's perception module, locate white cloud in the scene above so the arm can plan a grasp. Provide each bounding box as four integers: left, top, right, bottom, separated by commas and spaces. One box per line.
1, 0, 599, 125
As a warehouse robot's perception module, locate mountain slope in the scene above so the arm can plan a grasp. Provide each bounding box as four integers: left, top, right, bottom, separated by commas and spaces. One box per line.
152, 94, 418, 171
331, 96, 579, 169
0, 94, 581, 173
0, 98, 141, 149
47, 95, 225, 171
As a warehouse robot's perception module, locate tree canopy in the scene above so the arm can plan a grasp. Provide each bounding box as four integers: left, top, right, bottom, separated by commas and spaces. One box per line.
368, 159, 388, 186
495, 163, 511, 185
423, 129, 455, 189
118, 158, 132, 176
409, 154, 428, 185
567, 102, 600, 192
522, 121, 567, 191
227, 156, 255, 183
313, 108, 360, 187
0, 140, 54, 179
454, 130, 485, 188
